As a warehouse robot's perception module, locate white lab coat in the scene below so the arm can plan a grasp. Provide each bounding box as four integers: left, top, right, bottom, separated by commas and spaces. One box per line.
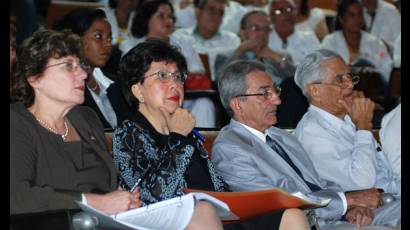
321, 30, 392, 83
363, 0, 401, 47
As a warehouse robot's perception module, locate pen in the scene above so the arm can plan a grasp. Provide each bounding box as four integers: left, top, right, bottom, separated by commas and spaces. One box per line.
192, 128, 205, 142
130, 178, 142, 193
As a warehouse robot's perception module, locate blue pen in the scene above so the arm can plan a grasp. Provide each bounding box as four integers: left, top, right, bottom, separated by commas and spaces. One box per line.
192, 128, 205, 142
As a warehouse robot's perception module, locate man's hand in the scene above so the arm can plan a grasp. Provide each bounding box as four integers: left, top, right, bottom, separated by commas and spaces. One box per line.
345, 206, 374, 227
160, 107, 195, 136
235, 40, 261, 55
339, 91, 375, 130
345, 188, 382, 209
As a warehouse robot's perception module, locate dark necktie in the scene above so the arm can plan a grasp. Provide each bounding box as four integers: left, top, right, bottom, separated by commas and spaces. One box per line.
266, 135, 321, 192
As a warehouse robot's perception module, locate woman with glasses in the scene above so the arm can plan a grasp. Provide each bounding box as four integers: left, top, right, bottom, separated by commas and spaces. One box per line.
113, 39, 300, 230
10, 29, 142, 228
53, 8, 132, 130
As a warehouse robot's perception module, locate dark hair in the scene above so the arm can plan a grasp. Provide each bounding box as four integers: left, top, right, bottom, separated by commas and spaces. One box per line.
109, 0, 117, 8
240, 10, 268, 29
10, 29, 83, 107
52, 8, 107, 36
299, 0, 309, 16
335, 0, 363, 30
131, 0, 175, 38
194, 0, 227, 9
117, 38, 188, 108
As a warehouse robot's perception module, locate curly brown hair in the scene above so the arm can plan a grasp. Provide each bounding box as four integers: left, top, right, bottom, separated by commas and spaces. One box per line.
10, 29, 84, 107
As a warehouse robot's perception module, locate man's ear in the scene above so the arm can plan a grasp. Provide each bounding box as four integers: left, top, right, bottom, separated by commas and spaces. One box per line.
195, 7, 201, 19
229, 97, 241, 113
131, 83, 144, 103
307, 84, 320, 102
239, 29, 246, 40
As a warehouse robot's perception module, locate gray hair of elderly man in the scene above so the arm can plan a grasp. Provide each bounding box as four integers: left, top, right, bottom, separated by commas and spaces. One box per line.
217, 60, 267, 117
294, 49, 343, 100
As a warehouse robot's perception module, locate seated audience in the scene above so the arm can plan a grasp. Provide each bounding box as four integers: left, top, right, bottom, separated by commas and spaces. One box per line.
293, 49, 400, 197
175, 0, 247, 34
321, 0, 392, 84
10, 29, 141, 226
268, 0, 320, 66
113, 39, 309, 230
10, 28, 231, 230
215, 10, 295, 86
362, 0, 401, 51
102, 0, 139, 45
173, 0, 241, 81
212, 59, 401, 228
294, 0, 329, 41
53, 8, 132, 129
120, 0, 215, 128
379, 103, 401, 181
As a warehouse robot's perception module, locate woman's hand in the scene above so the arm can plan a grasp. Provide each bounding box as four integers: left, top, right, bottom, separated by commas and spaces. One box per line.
85, 188, 142, 214
160, 107, 195, 136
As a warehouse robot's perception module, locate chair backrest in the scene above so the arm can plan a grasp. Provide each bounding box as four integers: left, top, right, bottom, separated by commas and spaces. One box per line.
105, 128, 381, 154
46, 0, 103, 29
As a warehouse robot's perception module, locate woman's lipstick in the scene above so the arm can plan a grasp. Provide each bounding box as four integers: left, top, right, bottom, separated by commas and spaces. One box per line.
168, 95, 180, 102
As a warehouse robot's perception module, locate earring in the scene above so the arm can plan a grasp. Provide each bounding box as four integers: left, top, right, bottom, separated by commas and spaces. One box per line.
139, 98, 144, 104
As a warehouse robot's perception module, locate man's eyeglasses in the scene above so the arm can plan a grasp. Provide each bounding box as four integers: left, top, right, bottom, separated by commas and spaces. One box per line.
145, 70, 187, 84
244, 24, 272, 33
314, 73, 360, 89
271, 7, 294, 16
235, 85, 281, 100
45, 61, 91, 73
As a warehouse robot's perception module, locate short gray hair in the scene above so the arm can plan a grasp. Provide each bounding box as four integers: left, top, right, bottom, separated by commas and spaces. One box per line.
294, 49, 343, 98
217, 60, 266, 117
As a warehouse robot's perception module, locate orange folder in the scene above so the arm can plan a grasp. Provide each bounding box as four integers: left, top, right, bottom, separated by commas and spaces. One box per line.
184, 188, 327, 220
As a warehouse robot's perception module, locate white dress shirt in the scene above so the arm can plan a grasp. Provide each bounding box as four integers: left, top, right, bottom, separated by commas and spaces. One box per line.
174, 26, 240, 81
363, 0, 401, 47
295, 105, 400, 195
380, 104, 401, 180
88, 68, 117, 129
239, 121, 348, 214
268, 28, 320, 66
321, 30, 393, 83
101, 7, 135, 45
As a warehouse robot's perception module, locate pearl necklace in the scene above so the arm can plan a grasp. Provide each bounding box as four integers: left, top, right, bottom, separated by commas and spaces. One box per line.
35, 117, 69, 141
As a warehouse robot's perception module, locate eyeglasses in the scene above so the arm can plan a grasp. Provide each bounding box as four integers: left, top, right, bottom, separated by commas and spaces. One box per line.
204, 6, 224, 17
45, 61, 91, 73
271, 7, 294, 15
244, 24, 272, 33
314, 73, 360, 89
145, 70, 187, 84
236, 85, 281, 100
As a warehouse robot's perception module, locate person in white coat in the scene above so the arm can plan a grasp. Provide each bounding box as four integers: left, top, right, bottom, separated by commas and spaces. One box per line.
379, 103, 401, 181
268, 0, 321, 66
294, 49, 400, 197
361, 0, 401, 50
321, 0, 392, 84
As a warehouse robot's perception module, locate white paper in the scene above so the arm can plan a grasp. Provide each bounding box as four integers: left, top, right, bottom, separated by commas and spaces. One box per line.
76, 192, 238, 230
291, 192, 332, 207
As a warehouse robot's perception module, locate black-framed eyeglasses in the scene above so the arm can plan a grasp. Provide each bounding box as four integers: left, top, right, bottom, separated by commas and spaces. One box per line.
244, 24, 272, 33
145, 70, 187, 84
271, 7, 294, 16
45, 61, 91, 73
235, 85, 281, 100
313, 73, 360, 89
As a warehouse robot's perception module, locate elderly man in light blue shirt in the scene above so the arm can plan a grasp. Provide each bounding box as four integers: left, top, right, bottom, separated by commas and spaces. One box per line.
293, 50, 400, 199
